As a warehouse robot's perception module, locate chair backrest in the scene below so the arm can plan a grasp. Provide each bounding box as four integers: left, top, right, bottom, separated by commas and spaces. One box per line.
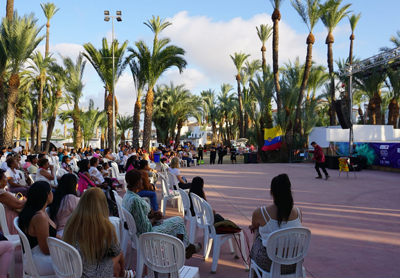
69, 158, 79, 172
266, 227, 311, 276
198, 197, 217, 234
110, 162, 120, 179
113, 191, 125, 223
0, 203, 10, 235
178, 188, 191, 219
121, 206, 139, 249
13, 217, 41, 277
29, 173, 36, 183
16, 169, 27, 186
167, 171, 179, 190
47, 237, 83, 278
139, 232, 185, 278
190, 193, 207, 229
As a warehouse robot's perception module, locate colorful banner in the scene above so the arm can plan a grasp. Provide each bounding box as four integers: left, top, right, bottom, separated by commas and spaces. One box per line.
370, 143, 400, 169
262, 127, 282, 151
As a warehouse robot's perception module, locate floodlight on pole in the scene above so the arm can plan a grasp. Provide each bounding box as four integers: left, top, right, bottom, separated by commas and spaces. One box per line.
103, 11, 122, 153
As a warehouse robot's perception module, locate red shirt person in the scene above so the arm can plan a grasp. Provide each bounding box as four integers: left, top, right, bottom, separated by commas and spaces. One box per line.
309, 142, 329, 180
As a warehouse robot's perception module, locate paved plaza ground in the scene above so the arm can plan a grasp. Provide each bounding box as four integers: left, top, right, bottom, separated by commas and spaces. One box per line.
174, 162, 400, 278
10, 161, 400, 278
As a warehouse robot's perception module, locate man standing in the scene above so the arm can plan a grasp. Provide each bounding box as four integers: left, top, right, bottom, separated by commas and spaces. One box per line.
310, 141, 330, 180
217, 145, 225, 164
210, 144, 216, 164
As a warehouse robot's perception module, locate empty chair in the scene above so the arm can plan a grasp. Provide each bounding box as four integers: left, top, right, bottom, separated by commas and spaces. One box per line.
178, 189, 197, 244
249, 227, 311, 278
190, 193, 248, 273
138, 232, 200, 278
46, 237, 82, 278
0, 203, 21, 278
160, 174, 182, 216
13, 217, 57, 278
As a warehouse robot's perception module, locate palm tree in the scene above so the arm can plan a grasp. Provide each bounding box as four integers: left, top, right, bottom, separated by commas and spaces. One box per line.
201, 89, 219, 143
0, 13, 45, 147
128, 59, 146, 149
218, 84, 235, 144
6, 0, 14, 21
83, 38, 128, 149
27, 51, 54, 151
117, 114, 133, 146
128, 16, 187, 150
291, 0, 327, 134
256, 24, 273, 72
61, 53, 86, 148
348, 13, 361, 64
80, 100, 106, 147
270, 0, 285, 113
40, 2, 59, 56
380, 30, 400, 52
230, 52, 250, 138
321, 0, 352, 126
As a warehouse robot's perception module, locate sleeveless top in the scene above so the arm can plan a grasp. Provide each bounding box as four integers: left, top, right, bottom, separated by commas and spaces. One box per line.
35, 169, 52, 183
259, 206, 302, 247
26, 224, 57, 249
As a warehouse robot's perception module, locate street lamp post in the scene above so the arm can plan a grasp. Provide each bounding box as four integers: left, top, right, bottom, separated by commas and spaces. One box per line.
104, 10, 122, 153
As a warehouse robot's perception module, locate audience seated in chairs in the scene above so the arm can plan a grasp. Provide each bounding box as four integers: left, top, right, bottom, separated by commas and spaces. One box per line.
249, 173, 303, 274
48, 174, 80, 236
36, 158, 55, 187
136, 161, 159, 212
63, 187, 135, 278
18, 181, 59, 276
169, 157, 191, 190
122, 170, 202, 259
5, 157, 30, 196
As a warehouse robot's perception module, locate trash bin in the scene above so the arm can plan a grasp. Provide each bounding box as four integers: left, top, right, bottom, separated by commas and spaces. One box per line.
153, 151, 161, 163
244, 153, 250, 164
251, 152, 258, 164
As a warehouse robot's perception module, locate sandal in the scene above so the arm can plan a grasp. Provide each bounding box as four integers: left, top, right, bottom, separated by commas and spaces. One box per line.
120, 270, 136, 278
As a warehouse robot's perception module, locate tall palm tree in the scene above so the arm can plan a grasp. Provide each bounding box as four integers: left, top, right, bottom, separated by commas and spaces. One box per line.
40, 2, 59, 56
321, 0, 352, 126
27, 51, 54, 151
201, 89, 218, 143
0, 13, 44, 147
83, 38, 128, 148
256, 24, 273, 72
128, 16, 187, 150
230, 52, 250, 138
218, 84, 235, 144
291, 0, 327, 134
0, 36, 8, 146
270, 0, 285, 113
128, 59, 146, 149
61, 53, 86, 148
6, 0, 14, 21
348, 13, 361, 64
117, 114, 133, 146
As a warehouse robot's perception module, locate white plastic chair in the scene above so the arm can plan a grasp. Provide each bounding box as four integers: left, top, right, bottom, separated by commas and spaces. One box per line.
159, 174, 182, 216
138, 232, 200, 278
190, 193, 248, 273
29, 174, 36, 184
121, 207, 141, 274
13, 217, 57, 278
16, 170, 27, 186
46, 237, 82, 278
249, 227, 311, 278
0, 203, 21, 278
112, 191, 130, 264
167, 171, 179, 190
178, 189, 197, 244
68, 158, 79, 172
110, 162, 126, 189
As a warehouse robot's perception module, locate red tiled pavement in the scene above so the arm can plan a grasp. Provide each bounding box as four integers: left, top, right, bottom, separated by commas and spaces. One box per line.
11, 163, 400, 278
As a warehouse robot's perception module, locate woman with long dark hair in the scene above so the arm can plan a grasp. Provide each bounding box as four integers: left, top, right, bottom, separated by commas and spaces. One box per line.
48, 174, 79, 235
249, 174, 302, 274
18, 181, 59, 276
125, 155, 139, 172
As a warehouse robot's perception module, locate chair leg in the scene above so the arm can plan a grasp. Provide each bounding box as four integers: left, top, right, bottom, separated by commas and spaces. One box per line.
240, 232, 249, 271
228, 238, 234, 254
8, 251, 15, 278
161, 198, 166, 216
204, 238, 213, 261
211, 239, 222, 273
136, 252, 143, 278
124, 246, 132, 269
189, 220, 197, 244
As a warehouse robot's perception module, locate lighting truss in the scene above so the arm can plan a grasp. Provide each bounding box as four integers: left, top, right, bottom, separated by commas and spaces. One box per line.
338, 47, 400, 77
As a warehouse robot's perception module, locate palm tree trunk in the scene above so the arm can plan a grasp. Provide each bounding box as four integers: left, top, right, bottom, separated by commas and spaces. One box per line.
295, 34, 314, 135
132, 98, 141, 149
0, 72, 5, 147
261, 45, 266, 71
121, 133, 126, 146
16, 122, 20, 147
45, 22, 50, 56
237, 77, 244, 138
73, 104, 82, 149
107, 111, 112, 148
244, 112, 249, 138
349, 34, 355, 64
212, 120, 217, 144
388, 98, 399, 128
44, 93, 61, 153
142, 87, 154, 150
64, 124, 67, 138
30, 119, 36, 151
6, 0, 14, 21
175, 119, 183, 144
358, 105, 364, 125
36, 77, 44, 152
4, 73, 19, 147
327, 33, 336, 126
272, 9, 282, 113
101, 130, 105, 149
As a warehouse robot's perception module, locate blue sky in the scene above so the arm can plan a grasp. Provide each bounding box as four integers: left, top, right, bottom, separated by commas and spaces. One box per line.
5, 0, 400, 128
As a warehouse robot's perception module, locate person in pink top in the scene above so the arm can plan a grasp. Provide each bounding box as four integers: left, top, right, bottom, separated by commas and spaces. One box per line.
48, 174, 79, 236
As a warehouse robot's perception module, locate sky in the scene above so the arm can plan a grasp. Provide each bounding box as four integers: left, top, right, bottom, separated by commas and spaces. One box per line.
4, 0, 400, 131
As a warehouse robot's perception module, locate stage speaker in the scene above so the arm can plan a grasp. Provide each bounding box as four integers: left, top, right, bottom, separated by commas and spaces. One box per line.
335, 99, 352, 129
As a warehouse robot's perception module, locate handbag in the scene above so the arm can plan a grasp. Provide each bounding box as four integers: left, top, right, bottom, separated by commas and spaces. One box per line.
13, 192, 24, 212
214, 220, 242, 234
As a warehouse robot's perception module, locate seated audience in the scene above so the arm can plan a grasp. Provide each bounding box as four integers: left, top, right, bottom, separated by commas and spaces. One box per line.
249, 174, 302, 274
136, 163, 159, 212
18, 181, 59, 276
61, 156, 73, 173
122, 170, 201, 259
49, 174, 79, 236
5, 157, 30, 196
63, 187, 135, 278
27, 155, 39, 174
169, 157, 191, 190
36, 158, 55, 185
139, 159, 158, 186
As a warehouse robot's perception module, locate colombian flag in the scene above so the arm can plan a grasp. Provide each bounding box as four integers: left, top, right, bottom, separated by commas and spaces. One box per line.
262, 127, 282, 151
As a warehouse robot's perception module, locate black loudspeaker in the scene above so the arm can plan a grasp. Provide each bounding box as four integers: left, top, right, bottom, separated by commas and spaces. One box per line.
335, 100, 352, 129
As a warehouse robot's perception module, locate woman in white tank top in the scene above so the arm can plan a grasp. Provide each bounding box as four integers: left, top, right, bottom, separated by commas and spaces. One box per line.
249, 174, 302, 274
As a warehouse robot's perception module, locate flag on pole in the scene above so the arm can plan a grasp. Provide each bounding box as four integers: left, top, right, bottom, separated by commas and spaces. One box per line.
262, 127, 282, 151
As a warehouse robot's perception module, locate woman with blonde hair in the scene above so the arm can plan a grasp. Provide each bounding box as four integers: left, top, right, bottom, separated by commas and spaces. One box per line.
63, 187, 135, 278
169, 157, 190, 189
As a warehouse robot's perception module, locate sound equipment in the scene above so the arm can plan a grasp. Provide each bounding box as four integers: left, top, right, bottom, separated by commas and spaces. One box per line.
335, 99, 352, 129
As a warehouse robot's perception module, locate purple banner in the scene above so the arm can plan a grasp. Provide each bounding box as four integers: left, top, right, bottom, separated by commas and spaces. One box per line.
370, 143, 400, 169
